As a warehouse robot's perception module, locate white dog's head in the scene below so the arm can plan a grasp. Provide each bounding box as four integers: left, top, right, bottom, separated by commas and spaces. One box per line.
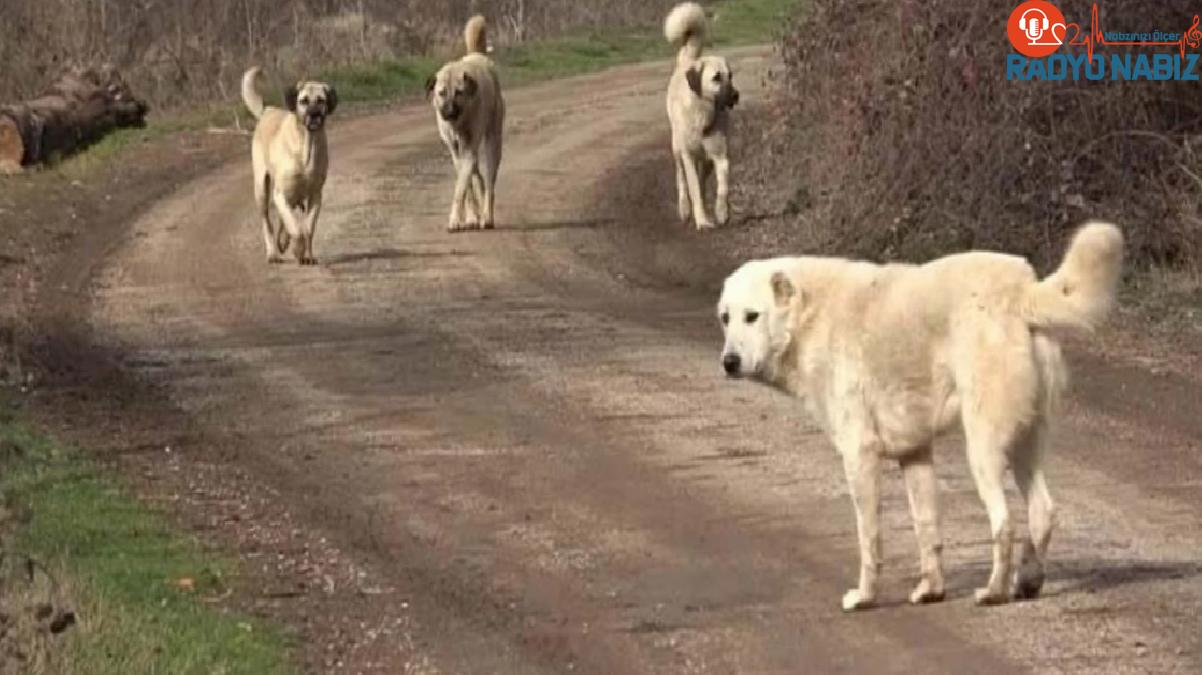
717, 260, 801, 379
284, 81, 338, 132
426, 64, 478, 124
686, 55, 739, 110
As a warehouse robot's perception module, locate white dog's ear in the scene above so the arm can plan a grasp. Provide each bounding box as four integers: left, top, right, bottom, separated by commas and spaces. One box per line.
424, 74, 437, 99
462, 73, 478, 97
771, 271, 798, 308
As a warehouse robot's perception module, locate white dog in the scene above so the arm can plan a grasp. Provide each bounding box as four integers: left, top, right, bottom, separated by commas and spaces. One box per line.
717, 223, 1124, 611
426, 16, 505, 232
664, 2, 739, 229
241, 67, 337, 264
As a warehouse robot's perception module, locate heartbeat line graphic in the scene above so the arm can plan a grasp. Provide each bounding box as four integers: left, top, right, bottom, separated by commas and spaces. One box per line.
1065, 2, 1202, 60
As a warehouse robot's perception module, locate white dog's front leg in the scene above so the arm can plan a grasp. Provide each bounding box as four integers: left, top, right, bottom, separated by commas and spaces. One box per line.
673, 153, 691, 223
271, 190, 305, 265
839, 436, 882, 611
713, 155, 731, 226
449, 153, 477, 232
680, 151, 713, 229
466, 171, 485, 228
301, 197, 323, 265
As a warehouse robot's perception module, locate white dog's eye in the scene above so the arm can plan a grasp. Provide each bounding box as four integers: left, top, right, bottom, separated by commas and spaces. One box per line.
720, 312, 730, 326
299, 97, 310, 105
712, 73, 722, 83
745, 311, 760, 324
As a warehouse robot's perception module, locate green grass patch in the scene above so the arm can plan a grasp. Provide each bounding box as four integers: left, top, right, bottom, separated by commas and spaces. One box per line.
324, 0, 800, 104
711, 0, 802, 46
0, 417, 292, 674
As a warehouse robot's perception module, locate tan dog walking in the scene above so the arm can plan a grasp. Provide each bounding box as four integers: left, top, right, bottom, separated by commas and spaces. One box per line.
665, 2, 739, 230
241, 67, 337, 264
426, 16, 505, 232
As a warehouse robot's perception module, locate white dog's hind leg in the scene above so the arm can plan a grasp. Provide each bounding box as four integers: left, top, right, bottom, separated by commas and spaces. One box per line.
901, 447, 945, 604
480, 141, 499, 229
681, 152, 713, 229
964, 425, 1015, 605
1013, 423, 1055, 600
714, 155, 730, 226
839, 434, 883, 611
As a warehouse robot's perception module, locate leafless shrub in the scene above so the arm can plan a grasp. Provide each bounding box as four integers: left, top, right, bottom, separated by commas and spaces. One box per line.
767, 0, 1202, 271
0, 0, 676, 110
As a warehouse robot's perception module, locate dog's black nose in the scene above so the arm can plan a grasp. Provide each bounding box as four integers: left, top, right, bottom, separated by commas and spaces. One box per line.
722, 353, 741, 376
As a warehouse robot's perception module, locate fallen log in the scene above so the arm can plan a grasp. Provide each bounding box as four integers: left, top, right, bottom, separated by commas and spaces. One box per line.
0, 66, 148, 173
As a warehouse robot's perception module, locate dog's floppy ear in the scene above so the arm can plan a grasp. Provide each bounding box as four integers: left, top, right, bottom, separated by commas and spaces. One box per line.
325, 86, 338, 114
462, 73, 478, 97
686, 67, 703, 97
771, 271, 798, 308
284, 84, 299, 111
425, 74, 437, 99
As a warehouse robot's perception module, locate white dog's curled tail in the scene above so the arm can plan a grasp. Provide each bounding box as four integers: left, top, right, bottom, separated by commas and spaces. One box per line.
1025, 221, 1124, 332
241, 67, 266, 120
464, 15, 489, 55
665, 2, 707, 63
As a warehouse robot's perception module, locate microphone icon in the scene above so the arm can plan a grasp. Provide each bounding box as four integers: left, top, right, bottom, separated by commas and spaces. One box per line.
1020, 8, 1051, 43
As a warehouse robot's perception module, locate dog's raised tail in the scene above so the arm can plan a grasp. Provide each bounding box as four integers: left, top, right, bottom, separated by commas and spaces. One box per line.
464, 15, 489, 54
1024, 221, 1124, 332
665, 2, 707, 63
241, 67, 266, 120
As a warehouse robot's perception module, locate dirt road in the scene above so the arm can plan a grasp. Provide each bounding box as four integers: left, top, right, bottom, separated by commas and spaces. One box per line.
50, 49, 1202, 672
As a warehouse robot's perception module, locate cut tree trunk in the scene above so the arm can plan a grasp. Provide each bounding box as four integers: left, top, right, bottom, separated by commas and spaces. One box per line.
0, 67, 149, 173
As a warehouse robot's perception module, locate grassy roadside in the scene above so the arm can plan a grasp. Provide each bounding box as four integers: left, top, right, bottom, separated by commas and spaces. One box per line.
0, 413, 291, 674
70, 0, 798, 170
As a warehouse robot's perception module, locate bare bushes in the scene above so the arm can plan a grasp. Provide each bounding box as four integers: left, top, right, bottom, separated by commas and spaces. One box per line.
771, 0, 1202, 270
0, 0, 676, 110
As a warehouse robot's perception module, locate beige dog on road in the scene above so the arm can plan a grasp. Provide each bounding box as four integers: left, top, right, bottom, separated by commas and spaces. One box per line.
241, 67, 337, 264
665, 2, 739, 230
718, 223, 1124, 611
426, 16, 505, 232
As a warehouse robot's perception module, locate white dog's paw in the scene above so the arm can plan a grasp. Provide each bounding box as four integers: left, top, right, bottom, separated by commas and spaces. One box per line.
677, 201, 691, 223
841, 589, 875, 612
908, 579, 945, 605
973, 587, 1009, 606
715, 203, 730, 226
695, 219, 716, 231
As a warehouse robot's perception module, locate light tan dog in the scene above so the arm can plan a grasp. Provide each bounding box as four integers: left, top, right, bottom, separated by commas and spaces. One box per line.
241, 67, 337, 264
717, 223, 1124, 611
426, 16, 505, 232
665, 2, 739, 230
